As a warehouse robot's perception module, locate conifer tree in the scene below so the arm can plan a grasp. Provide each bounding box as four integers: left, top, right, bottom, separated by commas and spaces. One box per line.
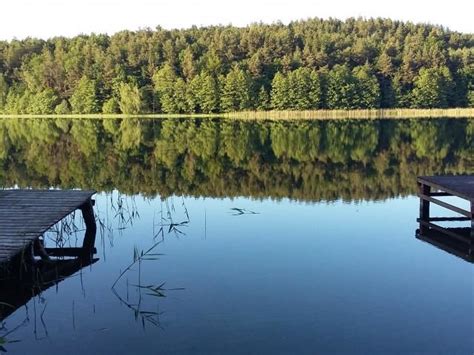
153, 64, 178, 113
353, 64, 381, 108
412, 67, 451, 108
102, 97, 120, 114
70, 76, 99, 114
221, 67, 252, 112
0, 74, 8, 113
55, 99, 71, 114
327, 65, 358, 109
257, 86, 270, 110
29, 88, 59, 114
270, 72, 290, 109
118, 82, 142, 114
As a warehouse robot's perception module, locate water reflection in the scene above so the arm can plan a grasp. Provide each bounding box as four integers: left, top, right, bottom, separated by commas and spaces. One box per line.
0, 118, 473, 353
0, 196, 97, 315
0, 117, 472, 201
0, 209, 98, 351
110, 197, 189, 329
0, 193, 188, 347
416, 228, 473, 263
0, 255, 99, 322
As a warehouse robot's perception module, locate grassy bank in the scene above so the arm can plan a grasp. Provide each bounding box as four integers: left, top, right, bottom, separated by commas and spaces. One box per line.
1, 108, 473, 120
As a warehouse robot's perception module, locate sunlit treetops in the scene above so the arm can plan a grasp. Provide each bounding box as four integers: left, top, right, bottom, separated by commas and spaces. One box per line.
0, 17, 473, 114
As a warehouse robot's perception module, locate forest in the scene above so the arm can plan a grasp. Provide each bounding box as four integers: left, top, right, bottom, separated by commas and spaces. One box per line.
0, 18, 473, 115
0, 117, 472, 201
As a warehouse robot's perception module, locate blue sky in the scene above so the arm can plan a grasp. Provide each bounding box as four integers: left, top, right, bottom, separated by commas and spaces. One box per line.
1, 0, 472, 40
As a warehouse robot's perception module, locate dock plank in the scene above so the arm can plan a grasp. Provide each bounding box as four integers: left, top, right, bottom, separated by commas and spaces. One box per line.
0, 189, 95, 263
418, 175, 474, 202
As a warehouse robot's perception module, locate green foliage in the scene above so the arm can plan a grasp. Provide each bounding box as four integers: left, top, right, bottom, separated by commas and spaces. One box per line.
55, 99, 71, 114
70, 76, 99, 114
289, 69, 311, 109
308, 70, 324, 109
153, 64, 178, 113
3, 85, 31, 114
189, 73, 220, 113
391, 74, 411, 108
118, 83, 142, 114
29, 88, 59, 114
463, 65, 474, 107
220, 67, 252, 112
352, 64, 381, 108
4, 89, 22, 114
0, 117, 471, 202
0, 18, 472, 113
411, 67, 453, 108
257, 86, 270, 110
173, 78, 191, 113
152, 65, 191, 113
327, 64, 358, 109
270, 72, 290, 109
469, 91, 474, 107
102, 97, 120, 114
270, 68, 325, 110
0, 74, 8, 113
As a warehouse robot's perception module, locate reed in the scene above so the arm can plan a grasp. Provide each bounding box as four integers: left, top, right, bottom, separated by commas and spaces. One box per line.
0, 108, 473, 121
221, 108, 474, 120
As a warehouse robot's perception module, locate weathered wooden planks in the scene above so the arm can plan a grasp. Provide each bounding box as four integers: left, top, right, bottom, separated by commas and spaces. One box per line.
418, 175, 474, 202
0, 189, 95, 263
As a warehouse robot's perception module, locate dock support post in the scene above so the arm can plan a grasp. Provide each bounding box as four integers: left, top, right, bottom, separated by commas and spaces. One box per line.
419, 183, 431, 235
471, 201, 474, 240
80, 199, 96, 259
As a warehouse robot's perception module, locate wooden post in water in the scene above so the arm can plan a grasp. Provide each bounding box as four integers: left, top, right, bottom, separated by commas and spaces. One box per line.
80, 198, 96, 259
471, 201, 474, 240
419, 182, 431, 235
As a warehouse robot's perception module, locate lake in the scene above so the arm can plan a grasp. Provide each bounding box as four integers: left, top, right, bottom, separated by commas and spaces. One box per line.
0, 117, 473, 354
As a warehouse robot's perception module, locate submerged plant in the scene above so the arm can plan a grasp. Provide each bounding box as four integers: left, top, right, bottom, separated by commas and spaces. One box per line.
230, 207, 259, 215
0, 318, 23, 353
111, 197, 188, 328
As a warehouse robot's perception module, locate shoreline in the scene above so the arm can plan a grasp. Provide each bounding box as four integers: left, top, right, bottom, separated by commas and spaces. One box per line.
0, 108, 473, 120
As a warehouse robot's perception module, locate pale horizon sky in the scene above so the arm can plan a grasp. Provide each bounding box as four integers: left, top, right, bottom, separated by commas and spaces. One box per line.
1, 0, 472, 41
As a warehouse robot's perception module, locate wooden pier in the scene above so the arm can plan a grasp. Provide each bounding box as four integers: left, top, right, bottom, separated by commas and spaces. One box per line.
416, 175, 474, 259
0, 189, 98, 322
0, 189, 96, 263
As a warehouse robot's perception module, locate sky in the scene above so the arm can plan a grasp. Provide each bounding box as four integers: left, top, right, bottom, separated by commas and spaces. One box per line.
1, 0, 472, 40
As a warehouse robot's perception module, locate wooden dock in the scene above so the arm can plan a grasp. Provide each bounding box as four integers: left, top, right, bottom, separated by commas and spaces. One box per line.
417, 228, 473, 263
416, 175, 474, 254
0, 189, 96, 263
0, 256, 99, 322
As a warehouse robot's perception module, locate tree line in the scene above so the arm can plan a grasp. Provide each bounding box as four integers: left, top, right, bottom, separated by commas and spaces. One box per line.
0, 17, 473, 114
0, 117, 472, 201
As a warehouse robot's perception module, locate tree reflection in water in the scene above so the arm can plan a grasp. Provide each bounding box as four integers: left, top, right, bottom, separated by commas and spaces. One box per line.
0, 117, 472, 201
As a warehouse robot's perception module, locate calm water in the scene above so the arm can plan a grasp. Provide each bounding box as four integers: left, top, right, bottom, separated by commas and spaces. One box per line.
0, 117, 473, 354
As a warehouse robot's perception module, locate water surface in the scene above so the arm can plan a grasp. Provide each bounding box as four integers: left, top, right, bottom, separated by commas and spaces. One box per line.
0, 117, 473, 354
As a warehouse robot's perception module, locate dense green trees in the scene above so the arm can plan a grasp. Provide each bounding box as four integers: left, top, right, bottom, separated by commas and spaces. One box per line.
153, 64, 179, 113
326, 65, 359, 109
118, 82, 142, 114
0, 18, 473, 114
271, 68, 324, 109
0, 74, 8, 112
270, 72, 290, 109
70, 76, 99, 114
353, 65, 381, 108
191, 73, 220, 113
220, 67, 252, 112
411, 67, 452, 108
29, 88, 59, 114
